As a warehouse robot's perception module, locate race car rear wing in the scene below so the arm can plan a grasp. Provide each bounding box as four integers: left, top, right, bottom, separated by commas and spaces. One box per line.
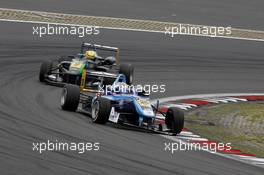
80, 69, 126, 94
81, 42, 120, 64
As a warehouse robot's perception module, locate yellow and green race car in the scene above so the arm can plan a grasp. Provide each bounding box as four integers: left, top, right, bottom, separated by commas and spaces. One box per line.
39, 42, 134, 86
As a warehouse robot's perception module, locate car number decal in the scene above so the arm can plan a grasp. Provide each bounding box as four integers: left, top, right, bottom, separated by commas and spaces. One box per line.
137, 99, 151, 107
108, 107, 119, 123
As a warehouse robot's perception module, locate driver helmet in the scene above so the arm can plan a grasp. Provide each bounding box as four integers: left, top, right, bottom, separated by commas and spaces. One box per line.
85, 50, 97, 60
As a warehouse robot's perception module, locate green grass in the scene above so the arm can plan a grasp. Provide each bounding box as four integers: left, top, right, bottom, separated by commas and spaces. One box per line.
185, 102, 264, 157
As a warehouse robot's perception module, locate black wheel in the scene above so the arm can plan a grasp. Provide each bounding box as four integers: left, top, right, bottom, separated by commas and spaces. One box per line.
58, 55, 74, 62
119, 63, 134, 85
39, 60, 52, 82
92, 97, 111, 124
61, 84, 80, 111
165, 107, 184, 134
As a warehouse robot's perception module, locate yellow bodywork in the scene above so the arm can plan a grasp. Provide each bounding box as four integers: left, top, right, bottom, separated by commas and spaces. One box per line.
79, 69, 101, 93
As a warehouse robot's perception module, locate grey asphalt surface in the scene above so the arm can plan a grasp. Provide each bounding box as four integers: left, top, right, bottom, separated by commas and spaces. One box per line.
0, 0, 264, 30
0, 22, 264, 175
1, 1, 264, 175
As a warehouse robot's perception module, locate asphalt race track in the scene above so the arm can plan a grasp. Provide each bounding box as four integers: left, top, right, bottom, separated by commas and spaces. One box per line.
0, 0, 264, 29
0, 1, 264, 175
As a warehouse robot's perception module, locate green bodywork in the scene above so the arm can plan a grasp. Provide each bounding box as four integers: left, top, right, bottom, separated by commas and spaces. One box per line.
69, 59, 87, 75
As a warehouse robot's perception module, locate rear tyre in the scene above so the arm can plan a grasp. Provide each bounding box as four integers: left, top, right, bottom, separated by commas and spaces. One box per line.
61, 84, 80, 111
119, 63, 134, 85
92, 97, 111, 124
39, 60, 52, 82
165, 107, 184, 134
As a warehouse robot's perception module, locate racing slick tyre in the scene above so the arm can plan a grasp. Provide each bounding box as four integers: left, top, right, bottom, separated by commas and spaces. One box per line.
119, 63, 134, 85
39, 60, 52, 82
165, 107, 184, 134
61, 84, 80, 111
92, 97, 111, 124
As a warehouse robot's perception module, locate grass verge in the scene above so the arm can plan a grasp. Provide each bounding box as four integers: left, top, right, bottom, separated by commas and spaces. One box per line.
185, 102, 264, 157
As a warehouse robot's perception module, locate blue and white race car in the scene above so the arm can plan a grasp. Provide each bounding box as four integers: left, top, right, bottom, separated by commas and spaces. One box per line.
60, 70, 184, 135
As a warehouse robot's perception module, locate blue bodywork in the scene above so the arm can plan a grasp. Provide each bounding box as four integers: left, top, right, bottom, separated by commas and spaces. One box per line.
92, 74, 156, 126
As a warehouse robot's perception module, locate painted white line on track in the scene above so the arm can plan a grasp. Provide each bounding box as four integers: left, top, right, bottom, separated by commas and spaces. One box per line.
239, 157, 264, 162
162, 134, 264, 168
1, 18, 264, 42
180, 131, 195, 135
156, 93, 264, 168
0, 8, 264, 42
176, 137, 208, 141
0, 7, 262, 34
151, 93, 264, 104
177, 134, 201, 138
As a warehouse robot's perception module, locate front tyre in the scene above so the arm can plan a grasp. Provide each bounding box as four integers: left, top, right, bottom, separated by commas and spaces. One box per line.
119, 63, 134, 85
61, 84, 80, 111
165, 107, 184, 134
92, 97, 111, 124
39, 60, 52, 82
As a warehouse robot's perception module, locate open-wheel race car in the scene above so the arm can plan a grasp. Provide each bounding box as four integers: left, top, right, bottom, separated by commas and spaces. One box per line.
39, 42, 134, 86
60, 68, 184, 135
